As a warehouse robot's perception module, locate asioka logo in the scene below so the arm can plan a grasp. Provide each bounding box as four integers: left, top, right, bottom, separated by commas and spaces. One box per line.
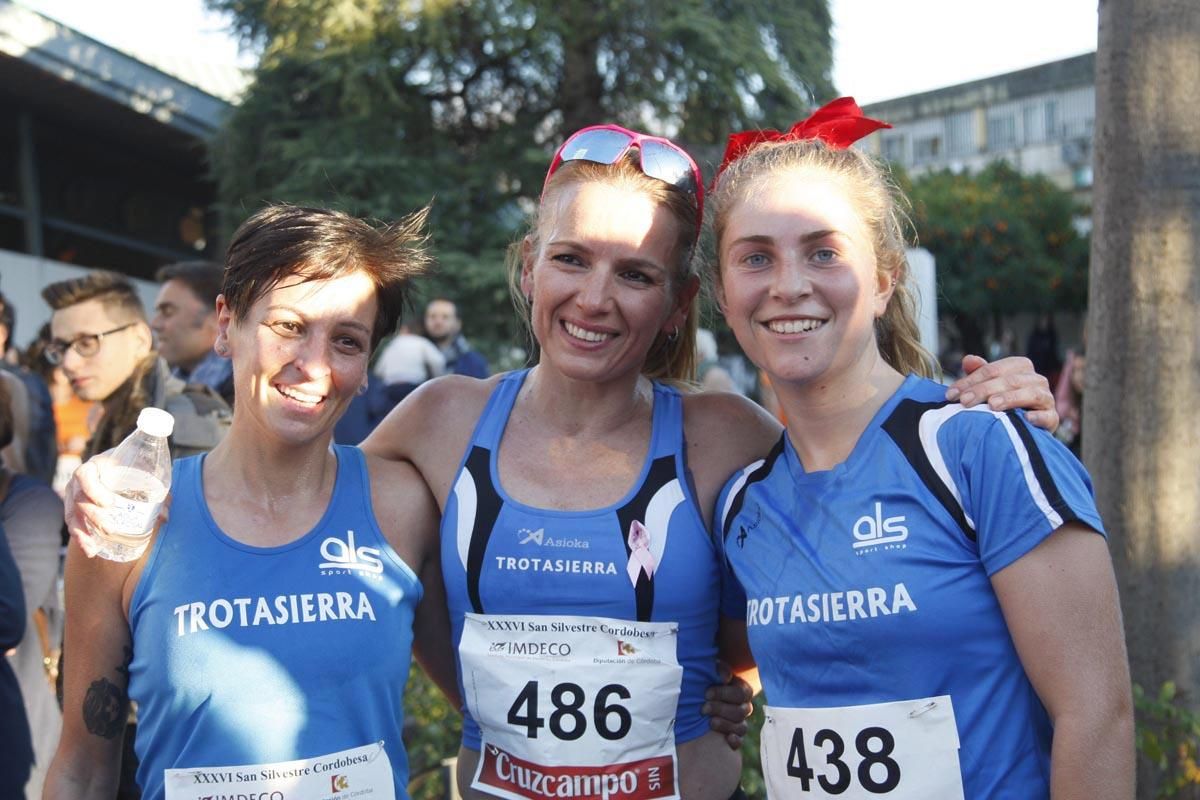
852, 502, 908, 552
518, 527, 590, 549
319, 530, 384, 575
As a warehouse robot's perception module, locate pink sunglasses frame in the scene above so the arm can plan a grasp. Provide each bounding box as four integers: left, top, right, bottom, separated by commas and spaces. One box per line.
543, 124, 705, 232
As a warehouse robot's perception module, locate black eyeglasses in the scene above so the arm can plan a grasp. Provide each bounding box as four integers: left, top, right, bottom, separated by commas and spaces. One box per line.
45, 322, 138, 365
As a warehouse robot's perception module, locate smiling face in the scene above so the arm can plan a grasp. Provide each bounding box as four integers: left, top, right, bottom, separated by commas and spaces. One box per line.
520, 180, 695, 387
717, 167, 893, 391
216, 270, 377, 447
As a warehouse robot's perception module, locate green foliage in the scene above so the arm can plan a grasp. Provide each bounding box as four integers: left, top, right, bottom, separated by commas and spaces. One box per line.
907, 162, 1090, 320
403, 664, 462, 800
1136, 682, 1200, 798
206, 0, 834, 353
739, 695, 767, 799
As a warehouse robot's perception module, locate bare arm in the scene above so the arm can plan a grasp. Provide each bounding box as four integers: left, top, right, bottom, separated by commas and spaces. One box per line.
45, 540, 136, 800
361, 374, 494, 507
367, 455, 461, 708
991, 525, 1134, 800
948, 355, 1059, 431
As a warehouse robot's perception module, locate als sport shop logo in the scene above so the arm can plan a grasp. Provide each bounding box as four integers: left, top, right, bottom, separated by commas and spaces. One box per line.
518, 527, 590, 549
852, 502, 909, 553
319, 530, 384, 576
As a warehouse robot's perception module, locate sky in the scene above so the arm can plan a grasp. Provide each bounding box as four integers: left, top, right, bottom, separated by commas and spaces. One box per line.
16, 0, 1099, 106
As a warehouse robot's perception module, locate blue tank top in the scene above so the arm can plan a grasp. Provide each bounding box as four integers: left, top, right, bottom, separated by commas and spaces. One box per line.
442, 370, 721, 750
717, 375, 1105, 799
128, 445, 421, 800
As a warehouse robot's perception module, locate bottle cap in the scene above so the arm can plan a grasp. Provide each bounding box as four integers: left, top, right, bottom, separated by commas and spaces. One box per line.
136, 407, 175, 438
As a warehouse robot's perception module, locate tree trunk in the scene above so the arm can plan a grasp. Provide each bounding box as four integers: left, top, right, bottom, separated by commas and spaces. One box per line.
1088, 0, 1200, 795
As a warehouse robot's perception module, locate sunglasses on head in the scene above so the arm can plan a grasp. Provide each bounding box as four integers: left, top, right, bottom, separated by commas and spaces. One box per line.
543, 124, 705, 231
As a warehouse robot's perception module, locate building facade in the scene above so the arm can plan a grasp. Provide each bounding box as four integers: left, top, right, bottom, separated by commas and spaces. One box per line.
860, 53, 1095, 198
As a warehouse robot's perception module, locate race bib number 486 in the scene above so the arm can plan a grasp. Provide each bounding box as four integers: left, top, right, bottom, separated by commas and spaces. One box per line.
761, 696, 964, 799
460, 613, 683, 800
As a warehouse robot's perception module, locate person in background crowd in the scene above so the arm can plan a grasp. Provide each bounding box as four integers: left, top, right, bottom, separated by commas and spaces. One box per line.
710, 101, 1132, 799
0, 293, 57, 485
0, 375, 64, 799
374, 321, 446, 400
0, 385, 34, 797
43, 271, 230, 462
424, 297, 490, 377
1026, 312, 1062, 388
1055, 345, 1086, 458
23, 326, 93, 497
48, 204, 458, 800
696, 328, 738, 393
151, 261, 235, 405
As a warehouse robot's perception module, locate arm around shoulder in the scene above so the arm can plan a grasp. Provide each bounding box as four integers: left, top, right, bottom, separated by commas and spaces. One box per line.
365, 454, 461, 709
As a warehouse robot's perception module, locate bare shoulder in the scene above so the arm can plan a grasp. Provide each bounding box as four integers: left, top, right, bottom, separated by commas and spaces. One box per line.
362, 451, 440, 562
683, 390, 782, 468
362, 373, 501, 459
681, 391, 784, 528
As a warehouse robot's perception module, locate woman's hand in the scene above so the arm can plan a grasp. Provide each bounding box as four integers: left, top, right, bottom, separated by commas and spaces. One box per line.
947, 355, 1059, 432
63, 453, 169, 558
704, 662, 756, 750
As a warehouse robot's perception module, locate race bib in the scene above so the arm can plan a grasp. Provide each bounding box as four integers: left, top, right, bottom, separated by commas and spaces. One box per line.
164, 742, 395, 800
461, 613, 683, 800
761, 696, 964, 799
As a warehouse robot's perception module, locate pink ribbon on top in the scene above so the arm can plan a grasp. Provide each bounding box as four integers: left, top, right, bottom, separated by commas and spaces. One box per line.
626, 519, 656, 587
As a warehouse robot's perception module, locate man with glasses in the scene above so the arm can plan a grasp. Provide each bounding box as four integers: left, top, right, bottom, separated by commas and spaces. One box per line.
42, 271, 230, 462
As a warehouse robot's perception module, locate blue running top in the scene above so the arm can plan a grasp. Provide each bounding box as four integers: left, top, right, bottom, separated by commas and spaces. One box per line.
717, 375, 1105, 799
442, 369, 722, 750
129, 446, 421, 800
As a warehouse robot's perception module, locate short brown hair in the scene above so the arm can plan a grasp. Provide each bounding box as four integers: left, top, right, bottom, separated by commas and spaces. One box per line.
41, 271, 146, 320
155, 261, 223, 308
221, 205, 431, 348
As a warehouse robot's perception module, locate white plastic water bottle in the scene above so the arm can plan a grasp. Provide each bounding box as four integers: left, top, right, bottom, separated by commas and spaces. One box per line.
93, 407, 174, 562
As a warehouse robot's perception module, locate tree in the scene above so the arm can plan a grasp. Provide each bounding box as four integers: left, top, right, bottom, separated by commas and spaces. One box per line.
206, 0, 834, 361
1088, 0, 1200, 794
907, 162, 1089, 356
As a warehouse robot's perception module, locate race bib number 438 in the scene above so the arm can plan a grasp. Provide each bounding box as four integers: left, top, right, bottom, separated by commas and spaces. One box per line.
761, 696, 964, 799
460, 613, 683, 800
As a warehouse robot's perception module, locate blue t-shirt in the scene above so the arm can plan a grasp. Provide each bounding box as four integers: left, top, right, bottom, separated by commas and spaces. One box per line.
717, 375, 1104, 799
442, 369, 721, 750
129, 446, 421, 800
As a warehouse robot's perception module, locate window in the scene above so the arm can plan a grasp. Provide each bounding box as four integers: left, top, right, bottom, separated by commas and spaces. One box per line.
1023, 105, 1040, 144
946, 112, 974, 156
914, 136, 941, 164
1044, 100, 1060, 139
987, 114, 1016, 151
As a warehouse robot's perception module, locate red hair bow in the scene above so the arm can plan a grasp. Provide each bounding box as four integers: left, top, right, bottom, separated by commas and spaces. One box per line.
715, 97, 892, 180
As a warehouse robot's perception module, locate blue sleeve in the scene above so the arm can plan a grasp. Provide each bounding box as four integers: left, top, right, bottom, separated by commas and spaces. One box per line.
457, 351, 490, 379
952, 411, 1105, 576
714, 474, 748, 620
